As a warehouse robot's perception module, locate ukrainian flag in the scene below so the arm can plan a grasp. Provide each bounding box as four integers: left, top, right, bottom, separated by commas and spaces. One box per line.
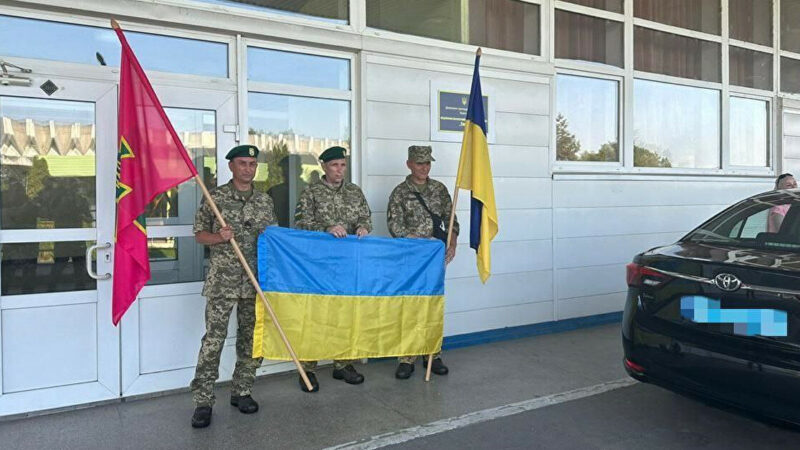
457, 51, 498, 283
252, 227, 445, 360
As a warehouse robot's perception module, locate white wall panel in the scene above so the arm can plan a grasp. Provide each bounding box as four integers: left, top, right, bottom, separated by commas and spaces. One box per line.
446, 240, 552, 279
555, 232, 683, 269
782, 136, 800, 159
494, 112, 550, 147
138, 295, 205, 374
557, 293, 627, 320
554, 204, 729, 238
445, 271, 553, 314
2, 304, 97, 393
556, 264, 626, 300
554, 180, 771, 208
366, 102, 429, 140
444, 301, 554, 336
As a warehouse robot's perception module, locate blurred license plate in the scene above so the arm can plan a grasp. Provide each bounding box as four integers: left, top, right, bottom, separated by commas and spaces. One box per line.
680, 295, 788, 337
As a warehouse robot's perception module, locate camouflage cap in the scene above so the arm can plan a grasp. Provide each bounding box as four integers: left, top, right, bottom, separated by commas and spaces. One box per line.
319, 146, 347, 162
408, 145, 435, 163
225, 145, 259, 160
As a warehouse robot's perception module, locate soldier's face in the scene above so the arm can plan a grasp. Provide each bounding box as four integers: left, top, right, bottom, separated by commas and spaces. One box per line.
407, 160, 431, 182
322, 159, 347, 184
229, 157, 258, 184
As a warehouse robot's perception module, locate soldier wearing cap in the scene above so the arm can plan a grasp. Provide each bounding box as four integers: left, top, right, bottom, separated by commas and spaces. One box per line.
387, 145, 458, 379
293, 145, 372, 392
190, 144, 277, 428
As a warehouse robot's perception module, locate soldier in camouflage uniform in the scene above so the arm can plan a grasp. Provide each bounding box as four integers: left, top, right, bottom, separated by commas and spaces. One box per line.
190, 145, 277, 428
387, 145, 458, 379
293, 145, 371, 392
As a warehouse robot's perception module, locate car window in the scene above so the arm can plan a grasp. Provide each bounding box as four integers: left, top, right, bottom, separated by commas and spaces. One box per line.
685, 196, 800, 251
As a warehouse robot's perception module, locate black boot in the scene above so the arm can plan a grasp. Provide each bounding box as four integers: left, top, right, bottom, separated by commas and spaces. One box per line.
191, 406, 212, 428
299, 372, 319, 393
230, 395, 259, 414
395, 363, 415, 379
422, 357, 449, 376
332, 364, 365, 384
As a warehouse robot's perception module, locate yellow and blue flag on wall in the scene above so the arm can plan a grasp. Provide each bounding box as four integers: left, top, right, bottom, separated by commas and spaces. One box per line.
456, 52, 498, 283
252, 227, 445, 360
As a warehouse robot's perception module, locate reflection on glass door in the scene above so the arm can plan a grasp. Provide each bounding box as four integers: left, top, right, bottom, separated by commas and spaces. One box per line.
145, 108, 216, 286
0, 97, 97, 294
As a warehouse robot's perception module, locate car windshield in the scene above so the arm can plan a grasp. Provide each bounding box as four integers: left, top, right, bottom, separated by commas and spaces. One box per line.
683, 193, 800, 251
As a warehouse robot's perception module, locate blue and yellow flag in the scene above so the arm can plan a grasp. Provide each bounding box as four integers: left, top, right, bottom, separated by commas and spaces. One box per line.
456, 52, 498, 283
252, 227, 445, 360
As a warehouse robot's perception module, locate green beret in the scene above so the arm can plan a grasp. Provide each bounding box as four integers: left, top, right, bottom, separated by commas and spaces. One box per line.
319, 146, 347, 162
225, 145, 259, 160
408, 145, 435, 163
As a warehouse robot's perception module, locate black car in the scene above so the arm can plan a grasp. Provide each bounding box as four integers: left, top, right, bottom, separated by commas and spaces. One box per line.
623, 189, 800, 426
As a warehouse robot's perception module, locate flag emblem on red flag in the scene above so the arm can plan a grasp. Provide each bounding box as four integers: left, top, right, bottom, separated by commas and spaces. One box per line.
112, 24, 198, 324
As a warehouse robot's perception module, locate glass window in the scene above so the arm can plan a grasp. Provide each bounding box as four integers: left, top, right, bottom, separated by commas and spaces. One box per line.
634, 0, 720, 35
561, 0, 623, 13
1, 241, 97, 295
730, 97, 768, 167
366, 0, 541, 56
781, 0, 800, 53
781, 57, 800, 94
634, 27, 721, 82
248, 93, 350, 227
729, 46, 773, 90
248, 48, 350, 89
1, 97, 96, 230
729, 0, 772, 46
147, 236, 209, 285
0, 15, 228, 77
633, 79, 720, 169
195, 0, 348, 24
556, 74, 619, 162
555, 10, 623, 67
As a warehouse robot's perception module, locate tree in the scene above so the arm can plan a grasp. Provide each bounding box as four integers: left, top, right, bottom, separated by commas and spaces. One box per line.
556, 113, 581, 161
634, 144, 671, 168
581, 141, 618, 162
26, 157, 50, 199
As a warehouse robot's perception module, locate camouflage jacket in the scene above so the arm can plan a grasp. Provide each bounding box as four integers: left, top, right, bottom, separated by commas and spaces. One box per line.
193, 181, 276, 298
294, 177, 372, 234
387, 176, 459, 238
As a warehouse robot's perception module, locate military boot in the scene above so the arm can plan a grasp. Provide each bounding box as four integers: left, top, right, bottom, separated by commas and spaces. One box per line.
332, 364, 365, 384
395, 363, 415, 379
422, 357, 449, 376
299, 372, 319, 393
191, 406, 212, 428
230, 395, 259, 414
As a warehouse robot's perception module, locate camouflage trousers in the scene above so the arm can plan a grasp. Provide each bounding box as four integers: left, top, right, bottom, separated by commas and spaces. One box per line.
190, 296, 262, 407
398, 352, 442, 365
301, 359, 359, 372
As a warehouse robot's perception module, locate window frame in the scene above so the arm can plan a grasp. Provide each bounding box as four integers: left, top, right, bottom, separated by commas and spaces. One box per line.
552, 0, 781, 177
553, 69, 624, 170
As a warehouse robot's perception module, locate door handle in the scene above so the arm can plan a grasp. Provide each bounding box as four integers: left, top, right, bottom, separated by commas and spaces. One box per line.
86, 242, 112, 280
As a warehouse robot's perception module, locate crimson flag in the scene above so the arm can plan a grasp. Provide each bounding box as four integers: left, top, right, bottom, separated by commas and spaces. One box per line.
112, 24, 198, 324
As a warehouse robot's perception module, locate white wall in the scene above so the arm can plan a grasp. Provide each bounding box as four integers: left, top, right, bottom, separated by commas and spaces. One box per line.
362, 53, 773, 338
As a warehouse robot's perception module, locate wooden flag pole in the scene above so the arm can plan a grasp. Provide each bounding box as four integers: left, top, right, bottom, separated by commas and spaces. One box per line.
426, 47, 483, 381
193, 175, 314, 392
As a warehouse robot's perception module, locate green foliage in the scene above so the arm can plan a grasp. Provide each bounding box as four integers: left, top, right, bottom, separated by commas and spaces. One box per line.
634, 145, 672, 168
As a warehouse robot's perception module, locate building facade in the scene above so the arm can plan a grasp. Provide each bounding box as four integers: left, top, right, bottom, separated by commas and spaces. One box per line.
0, 0, 798, 416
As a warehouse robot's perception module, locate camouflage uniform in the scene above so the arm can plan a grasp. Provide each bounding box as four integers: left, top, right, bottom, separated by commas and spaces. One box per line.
387, 172, 458, 364
190, 181, 277, 407
294, 176, 372, 371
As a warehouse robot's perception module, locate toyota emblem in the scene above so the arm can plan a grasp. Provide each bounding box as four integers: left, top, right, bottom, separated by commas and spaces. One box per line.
714, 273, 742, 292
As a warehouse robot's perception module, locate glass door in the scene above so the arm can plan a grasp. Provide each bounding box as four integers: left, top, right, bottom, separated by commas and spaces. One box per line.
0, 78, 118, 415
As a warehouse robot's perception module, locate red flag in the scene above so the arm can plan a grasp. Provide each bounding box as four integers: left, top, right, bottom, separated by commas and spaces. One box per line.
112, 24, 198, 324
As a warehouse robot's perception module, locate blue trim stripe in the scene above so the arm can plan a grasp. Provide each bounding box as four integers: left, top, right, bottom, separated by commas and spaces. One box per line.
442, 312, 623, 350
257, 226, 445, 296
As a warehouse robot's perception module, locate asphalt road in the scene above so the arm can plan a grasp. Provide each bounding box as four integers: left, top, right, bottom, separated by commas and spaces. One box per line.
389, 382, 800, 450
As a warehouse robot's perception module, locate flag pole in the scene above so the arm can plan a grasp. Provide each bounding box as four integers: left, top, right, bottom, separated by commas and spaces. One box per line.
426, 46, 483, 382
109, 18, 313, 392
192, 174, 315, 392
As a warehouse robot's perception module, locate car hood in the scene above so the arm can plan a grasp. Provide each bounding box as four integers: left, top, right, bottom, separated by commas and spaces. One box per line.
645, 242, 800, 273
